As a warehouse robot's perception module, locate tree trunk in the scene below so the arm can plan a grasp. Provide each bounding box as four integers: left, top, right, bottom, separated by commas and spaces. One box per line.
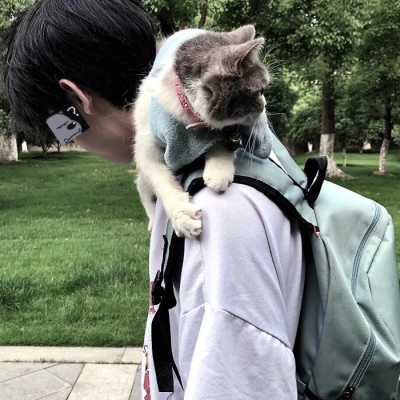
198, 2, 208, 29
0, 135, 18, 162
41, 144, 48, 157
248, 0, 262, 22
178, 16, 186, 30
157, 8, 177, 36
376, 139, 391, 175
320, 78, 350, 179
342, 146, 347, 167
375, 101, 392, 175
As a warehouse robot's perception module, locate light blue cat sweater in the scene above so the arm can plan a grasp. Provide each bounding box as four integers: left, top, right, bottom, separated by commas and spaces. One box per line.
149, 29, 272, 172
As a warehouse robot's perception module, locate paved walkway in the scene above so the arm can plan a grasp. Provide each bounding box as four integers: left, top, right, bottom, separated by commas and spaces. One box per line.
0, 347, 142, 400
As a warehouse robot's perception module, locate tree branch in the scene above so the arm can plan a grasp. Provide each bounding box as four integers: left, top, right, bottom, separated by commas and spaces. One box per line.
248, 0, 262, 23
157, 8, 177, 36
198, 1, 208, 29
261, 28, 297, 42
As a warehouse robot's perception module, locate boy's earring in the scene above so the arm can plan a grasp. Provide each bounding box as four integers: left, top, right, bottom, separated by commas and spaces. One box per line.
46, 101, 90, 145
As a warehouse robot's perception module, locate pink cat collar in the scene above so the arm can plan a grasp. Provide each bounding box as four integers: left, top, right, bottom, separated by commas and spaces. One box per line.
173, 72, 211, 130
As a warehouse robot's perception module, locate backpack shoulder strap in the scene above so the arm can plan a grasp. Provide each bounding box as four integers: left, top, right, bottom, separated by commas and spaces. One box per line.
182, 146, 320, 236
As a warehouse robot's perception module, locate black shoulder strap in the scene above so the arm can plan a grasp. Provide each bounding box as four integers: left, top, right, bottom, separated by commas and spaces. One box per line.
151, 232, 185, 392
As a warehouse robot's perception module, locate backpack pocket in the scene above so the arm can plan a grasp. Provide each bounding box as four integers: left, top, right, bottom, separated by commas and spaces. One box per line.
297, 234, 372, 399
298, 206, 400, 400
349, 209, 400, 399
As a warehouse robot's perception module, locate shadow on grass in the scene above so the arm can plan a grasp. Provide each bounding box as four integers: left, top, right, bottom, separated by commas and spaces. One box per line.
0, 276, 38, 310
58, 263, 141, 296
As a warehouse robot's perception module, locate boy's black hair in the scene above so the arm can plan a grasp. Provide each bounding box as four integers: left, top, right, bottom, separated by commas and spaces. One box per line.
1, 0, 156, 136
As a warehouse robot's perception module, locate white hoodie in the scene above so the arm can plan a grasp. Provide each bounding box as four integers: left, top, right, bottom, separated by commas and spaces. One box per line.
141, 183, 305, 400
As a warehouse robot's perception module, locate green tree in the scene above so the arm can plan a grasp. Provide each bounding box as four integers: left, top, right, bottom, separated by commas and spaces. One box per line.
142, 0, 225, 36
287, 83, 321, 152
266, 71, 298, 139
353, 0, 400, 175
0, 0, 33, 34
283, 0, 364, 178
0, 0, 34, 161
216, 0, 365, 177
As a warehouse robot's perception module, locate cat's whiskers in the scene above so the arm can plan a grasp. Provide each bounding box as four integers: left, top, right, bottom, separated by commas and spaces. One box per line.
265, 60, 290, 77
264, 112, 276, 138
262, 42, 285, 63
241, 118, 256, 162
265, 59, 290, 68
250, 118, 259, 159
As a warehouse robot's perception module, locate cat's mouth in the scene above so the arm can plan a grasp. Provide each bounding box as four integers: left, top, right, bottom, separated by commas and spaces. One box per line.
203, 112, 264, 132
228, 113, 263, 129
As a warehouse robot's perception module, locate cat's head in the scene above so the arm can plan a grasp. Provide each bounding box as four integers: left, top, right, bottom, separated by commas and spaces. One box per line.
174, 26, 269, 129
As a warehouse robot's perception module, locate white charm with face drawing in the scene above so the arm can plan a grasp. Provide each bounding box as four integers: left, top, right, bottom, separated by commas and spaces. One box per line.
46, 114, 83, 144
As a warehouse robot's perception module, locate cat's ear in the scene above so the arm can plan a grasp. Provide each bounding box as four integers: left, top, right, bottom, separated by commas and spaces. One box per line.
226, 25, 256, 43
223, 38, 265, 76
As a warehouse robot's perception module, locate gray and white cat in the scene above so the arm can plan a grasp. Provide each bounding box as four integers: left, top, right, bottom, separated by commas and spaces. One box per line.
134, 25, 269, 238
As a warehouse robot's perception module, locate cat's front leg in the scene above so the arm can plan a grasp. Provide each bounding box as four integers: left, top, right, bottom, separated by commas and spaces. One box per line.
136, 132, 202, 238
203, 142, 236, 192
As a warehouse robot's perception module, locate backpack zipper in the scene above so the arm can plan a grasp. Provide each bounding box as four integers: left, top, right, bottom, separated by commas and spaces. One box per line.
351, 202, 381, 296
338, 329, 377, 399
340, 203, 380, 399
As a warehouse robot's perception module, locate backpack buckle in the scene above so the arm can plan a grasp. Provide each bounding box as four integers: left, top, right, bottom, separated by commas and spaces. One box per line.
151, 270, 164, 306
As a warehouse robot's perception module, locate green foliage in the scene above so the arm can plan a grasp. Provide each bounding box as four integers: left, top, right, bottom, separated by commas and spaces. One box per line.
0, 0, 34, 139
0, 0, 33, 33
266, 71, 298, 137
142, 0, 212, 35
289, 85, 321, 145
286, 0, 364, 74
352, 0, 400, 138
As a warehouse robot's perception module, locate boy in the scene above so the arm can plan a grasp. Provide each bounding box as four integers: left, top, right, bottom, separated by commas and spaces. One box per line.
2, 1, 304, 398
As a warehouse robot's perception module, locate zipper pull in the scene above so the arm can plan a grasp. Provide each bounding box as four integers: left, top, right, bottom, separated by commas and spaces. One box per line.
338, 386, 355, 400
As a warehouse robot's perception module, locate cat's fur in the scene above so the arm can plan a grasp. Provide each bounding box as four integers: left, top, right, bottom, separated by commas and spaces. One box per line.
134, 25, 269, 238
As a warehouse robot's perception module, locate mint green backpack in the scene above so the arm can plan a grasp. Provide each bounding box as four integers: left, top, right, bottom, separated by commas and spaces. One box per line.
152, 134, 400, 399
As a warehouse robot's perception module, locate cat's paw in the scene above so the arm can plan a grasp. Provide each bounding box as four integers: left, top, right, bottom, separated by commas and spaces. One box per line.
203, 170, 234, 193
172, 203, 202, 239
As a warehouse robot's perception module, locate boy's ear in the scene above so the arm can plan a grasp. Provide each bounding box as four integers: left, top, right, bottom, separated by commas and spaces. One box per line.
59, 79, 92, 115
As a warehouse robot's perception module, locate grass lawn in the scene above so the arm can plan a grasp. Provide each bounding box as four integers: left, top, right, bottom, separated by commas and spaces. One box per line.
0, 149, 399, 346
0, 151, 149, 346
